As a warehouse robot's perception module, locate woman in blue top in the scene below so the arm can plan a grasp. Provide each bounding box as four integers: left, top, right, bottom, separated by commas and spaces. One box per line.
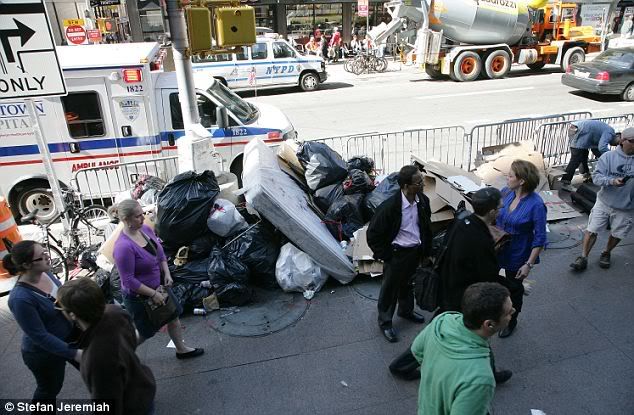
496, 160, 547, 338
4, 241, 82, 406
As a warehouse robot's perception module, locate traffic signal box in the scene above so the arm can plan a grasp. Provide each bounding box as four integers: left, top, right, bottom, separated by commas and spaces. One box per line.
185, 2, 256, 55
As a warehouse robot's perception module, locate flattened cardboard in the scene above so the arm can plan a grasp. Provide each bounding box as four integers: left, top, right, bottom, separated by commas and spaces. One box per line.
422, 175, 448, 213
539, 190, 582, 221
277, 141, 305, 175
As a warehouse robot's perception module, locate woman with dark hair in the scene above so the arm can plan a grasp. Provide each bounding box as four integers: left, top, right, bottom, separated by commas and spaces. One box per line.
4, 241, 81, 408
56, 277, 156, 415
496, 159, 547, 338
112, 199, 203, 359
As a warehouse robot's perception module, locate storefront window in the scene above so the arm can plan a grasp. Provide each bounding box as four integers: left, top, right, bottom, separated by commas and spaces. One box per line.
139, 9, 164, 41
351, 3, 390, 38
253, 5, 274, 29
287, 3, 342, 44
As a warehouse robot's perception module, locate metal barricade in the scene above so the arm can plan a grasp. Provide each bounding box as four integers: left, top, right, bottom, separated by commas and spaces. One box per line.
72, 157, 179, 206
311, 126, 468, 173
467, 112, 593, 170
535, 114, 634, 168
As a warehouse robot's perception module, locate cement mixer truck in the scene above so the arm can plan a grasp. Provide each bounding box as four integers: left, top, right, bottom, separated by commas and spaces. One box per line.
372, 0, 603, 81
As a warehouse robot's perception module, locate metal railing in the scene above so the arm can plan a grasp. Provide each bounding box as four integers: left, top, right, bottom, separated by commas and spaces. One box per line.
534, 114, 634, 168
72, 156, 179, 207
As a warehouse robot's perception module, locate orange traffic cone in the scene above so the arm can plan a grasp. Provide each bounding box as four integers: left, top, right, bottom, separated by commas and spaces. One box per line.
0, 197, 22, 279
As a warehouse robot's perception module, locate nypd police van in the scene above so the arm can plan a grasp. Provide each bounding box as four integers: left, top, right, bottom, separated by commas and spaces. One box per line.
0, 43, 296, 222
192, 36, 327, 92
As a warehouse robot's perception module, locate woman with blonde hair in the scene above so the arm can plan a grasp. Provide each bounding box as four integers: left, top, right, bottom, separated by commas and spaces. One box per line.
495, 160, 547, 338
112, 199, 203, 359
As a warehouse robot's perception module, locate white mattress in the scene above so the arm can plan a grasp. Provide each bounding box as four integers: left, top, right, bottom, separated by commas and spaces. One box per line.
242, 139, 356, 283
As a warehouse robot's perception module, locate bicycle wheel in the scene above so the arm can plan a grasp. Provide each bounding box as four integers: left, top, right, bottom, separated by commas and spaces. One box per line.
375, 57, 388, 73
72, 204, 110, 247
344, 59, 354, 73
352, 59, 366, 75
47, 244, 68, 282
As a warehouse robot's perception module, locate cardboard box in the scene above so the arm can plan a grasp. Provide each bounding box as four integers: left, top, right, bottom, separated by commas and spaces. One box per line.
539, 190, 582, 221
422, 175, 448, 213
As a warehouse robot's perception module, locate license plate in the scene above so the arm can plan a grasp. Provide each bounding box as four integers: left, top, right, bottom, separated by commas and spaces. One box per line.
575, 70, 590, 78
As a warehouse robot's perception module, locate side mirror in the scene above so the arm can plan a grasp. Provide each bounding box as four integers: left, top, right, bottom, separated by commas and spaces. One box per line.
216, 106, 229, 129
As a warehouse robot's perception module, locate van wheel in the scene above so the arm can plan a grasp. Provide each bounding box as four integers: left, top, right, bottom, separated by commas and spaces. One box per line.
13, 182, 57, 224
300, 72, 320, 91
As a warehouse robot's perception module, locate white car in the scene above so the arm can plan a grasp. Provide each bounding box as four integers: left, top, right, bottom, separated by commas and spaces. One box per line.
192, 37, 327, 92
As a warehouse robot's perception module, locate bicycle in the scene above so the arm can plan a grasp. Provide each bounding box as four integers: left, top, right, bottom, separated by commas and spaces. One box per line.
347, 52, 388, 75
20, 189, 109, 281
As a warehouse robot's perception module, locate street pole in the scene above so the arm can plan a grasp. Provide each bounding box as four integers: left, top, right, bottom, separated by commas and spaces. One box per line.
165, 0, 221, 174
25, 100, 70, 232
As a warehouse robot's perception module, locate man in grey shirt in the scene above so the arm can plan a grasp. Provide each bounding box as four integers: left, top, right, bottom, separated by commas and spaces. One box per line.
572, 128, 634, 271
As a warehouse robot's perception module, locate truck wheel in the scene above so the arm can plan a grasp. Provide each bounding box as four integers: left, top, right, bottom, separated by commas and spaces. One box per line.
300, 72, 320, 91
452, 52, 482, 82
622, 83, 634, 101
425, 65, 444, 79
527, 61, 546, 70
13, 182, 57, 224
561, 47, 585, 72
484, 50, 511, 79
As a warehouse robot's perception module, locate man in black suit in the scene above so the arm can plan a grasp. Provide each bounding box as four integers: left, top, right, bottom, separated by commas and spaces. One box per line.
367, 165, 432, 343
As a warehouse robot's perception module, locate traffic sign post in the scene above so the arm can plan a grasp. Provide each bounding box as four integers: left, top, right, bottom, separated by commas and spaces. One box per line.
0, 0, 69, 231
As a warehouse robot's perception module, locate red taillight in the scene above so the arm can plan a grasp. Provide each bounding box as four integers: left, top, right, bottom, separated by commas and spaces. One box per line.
595, 71, 610, 81
267, 131, 281, 139
566, 65, 572, 74
123, 69, 143, 83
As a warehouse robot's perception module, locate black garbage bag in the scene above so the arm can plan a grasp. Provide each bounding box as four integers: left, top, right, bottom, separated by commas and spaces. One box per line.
170, 258, 211, 284
156, 170, 220, 248
343, 169, 375, 195
297, 142, 348, 192
224, 224, 280, 288
171, 283, 212, 311
313, 183, 345, 213
325, 194, 365, 241
208, 248, 253, 306
109, 267, 123, 305
363, 173, 400, 220
431, 230, 448, 260
347, 156, 375, 175
93, 269, 112, 303
188, 233, 221, 260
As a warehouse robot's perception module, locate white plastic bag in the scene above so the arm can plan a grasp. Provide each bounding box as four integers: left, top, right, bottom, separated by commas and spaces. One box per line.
206, 199, 248, 237
275, 243, 328, 299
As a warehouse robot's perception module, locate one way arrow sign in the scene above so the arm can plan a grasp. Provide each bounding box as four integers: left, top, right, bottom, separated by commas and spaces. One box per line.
0, 19, 36, 64
0, 0, 66, 99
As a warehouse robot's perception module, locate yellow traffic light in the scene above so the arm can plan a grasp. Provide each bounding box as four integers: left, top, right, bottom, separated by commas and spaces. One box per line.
215, 7, 256, 47
185, 7, 213, 53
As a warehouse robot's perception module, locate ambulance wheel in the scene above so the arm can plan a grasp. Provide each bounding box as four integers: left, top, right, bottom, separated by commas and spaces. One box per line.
14, 182, 57, 224
300, 72, 320, 91
453, 51, 482, 82
484, 50, 511, 79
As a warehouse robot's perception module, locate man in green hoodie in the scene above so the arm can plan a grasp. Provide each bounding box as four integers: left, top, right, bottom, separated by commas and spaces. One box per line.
411, 282, 514, 415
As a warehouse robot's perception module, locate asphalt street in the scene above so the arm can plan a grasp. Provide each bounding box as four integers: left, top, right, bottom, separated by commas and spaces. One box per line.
244, 60, 634, 140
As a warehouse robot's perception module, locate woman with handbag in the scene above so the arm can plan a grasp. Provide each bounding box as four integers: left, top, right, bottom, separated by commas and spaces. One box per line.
112, 199, 203, 359
496, 160, 547, 338
4, 240, 82, 409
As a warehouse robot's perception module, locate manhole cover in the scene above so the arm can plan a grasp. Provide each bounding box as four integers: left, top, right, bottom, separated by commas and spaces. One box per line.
205, 287, 309, 337
352, 276, 382, 301
547, 223, 584, 249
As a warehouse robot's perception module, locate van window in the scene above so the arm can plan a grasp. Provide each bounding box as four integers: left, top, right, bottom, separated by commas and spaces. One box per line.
236, 46, 249, 61
192, 53, 232, 63
61, 92, 105, 138
273, 42, 296, 59
169, 93, 218, 129
251, 43, 268, 60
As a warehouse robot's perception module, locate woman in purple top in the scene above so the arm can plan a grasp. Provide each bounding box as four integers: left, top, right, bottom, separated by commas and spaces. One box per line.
112, 199, 203, 359
496, 160, 547, 338
4, 240, 82, 407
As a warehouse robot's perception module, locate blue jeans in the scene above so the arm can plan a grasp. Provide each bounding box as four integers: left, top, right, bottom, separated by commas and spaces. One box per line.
22, 350, 67, 413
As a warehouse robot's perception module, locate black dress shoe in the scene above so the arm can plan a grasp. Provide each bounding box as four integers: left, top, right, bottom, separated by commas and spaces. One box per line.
494, 369, 513, 385
498, 320, 517, 338
398, 312, 426, 324
176, 347, 205, 360
382, 328, 398, 343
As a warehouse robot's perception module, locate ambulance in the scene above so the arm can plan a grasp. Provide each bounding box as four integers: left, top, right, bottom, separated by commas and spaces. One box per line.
0, 43, 297, 222
191, 36, 327, 92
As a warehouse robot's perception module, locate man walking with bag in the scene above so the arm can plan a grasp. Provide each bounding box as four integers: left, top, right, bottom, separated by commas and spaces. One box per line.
368, 165, 432, 343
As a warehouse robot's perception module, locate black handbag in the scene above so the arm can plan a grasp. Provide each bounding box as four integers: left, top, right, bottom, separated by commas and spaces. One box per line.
140, 232, 179, 328
413, 224, 456, 312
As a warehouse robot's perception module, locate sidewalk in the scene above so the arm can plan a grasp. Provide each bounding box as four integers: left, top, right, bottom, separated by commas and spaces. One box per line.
0, 211, 632, 414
